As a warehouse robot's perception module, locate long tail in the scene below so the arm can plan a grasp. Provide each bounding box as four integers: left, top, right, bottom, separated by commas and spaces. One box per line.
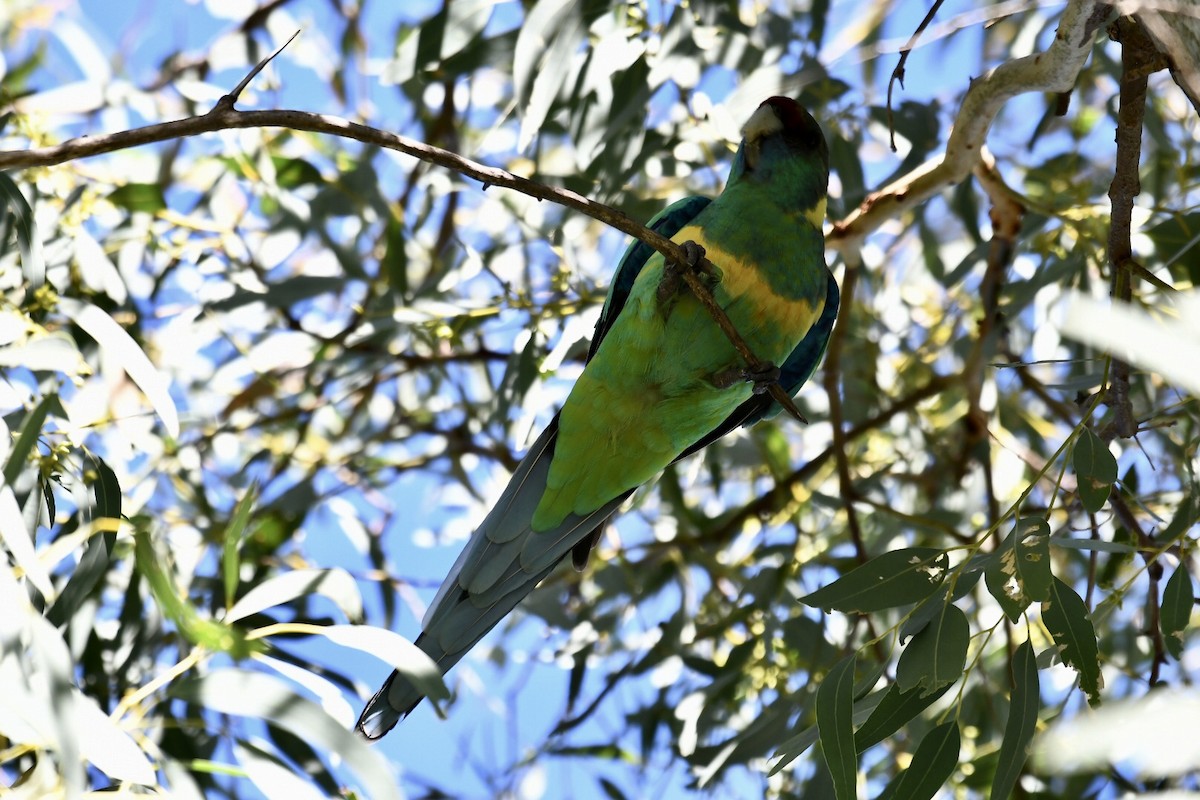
356, 418, 629, 739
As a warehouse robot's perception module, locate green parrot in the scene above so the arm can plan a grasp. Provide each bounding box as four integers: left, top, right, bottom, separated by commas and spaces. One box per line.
357, 96, 837, 739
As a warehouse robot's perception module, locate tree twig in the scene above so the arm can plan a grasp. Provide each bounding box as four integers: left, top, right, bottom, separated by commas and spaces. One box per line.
821, 257, 867, 563
886, 0, 947, 152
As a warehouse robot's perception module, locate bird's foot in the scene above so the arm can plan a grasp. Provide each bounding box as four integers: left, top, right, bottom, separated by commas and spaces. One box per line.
657, 240, 713, 308
711, 362, 781, 393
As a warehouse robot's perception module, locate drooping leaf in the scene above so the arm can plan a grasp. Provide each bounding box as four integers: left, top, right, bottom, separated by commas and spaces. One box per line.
1146, 212, 1200, 283
886, 720, 960, 800
58, 297, 180, 438
1161, 563, 1194, 660
514, 0, 584, 150
300, 624, 449, 704
895, 602, 969, 697
991, 640, 1040, 800
0, 483, 54, 599
772, 687, 886, 775
225, 568, 364, 624
854, 681, 954, 754
72, 691, 157, 785
135, 528, 261, 658
169, 669, 402, 800
3, 392, 55, 488
47, 454, 122, 627
0, 171, 45, 288
223, 483, 259, 611
235, 740, 326, 800
1073, 428, 1117, 513
209, 276, 347, 312
985, 517, 1053, 623
1041, 578, 1102, 706
816, 653, 858, 800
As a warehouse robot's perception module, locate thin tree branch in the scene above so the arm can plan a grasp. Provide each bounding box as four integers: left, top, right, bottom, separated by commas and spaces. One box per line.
214, 29, 301, 113
822, 258, 867, 562
1103, 17, 1168, 442
887, 0, 947, 151
1, 1, 1105, 425
964, 151, 1024, 524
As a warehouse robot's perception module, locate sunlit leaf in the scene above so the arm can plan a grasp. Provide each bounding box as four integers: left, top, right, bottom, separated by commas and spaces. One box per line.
1060, 289, 1200, 399
226, 568, 363, 624
799, 549, 949, 613
236, 739, 327, 800
72, 691, 156, 785
170, 669, 402, 800
0, 484, 54, 599
57, 297, 180, 438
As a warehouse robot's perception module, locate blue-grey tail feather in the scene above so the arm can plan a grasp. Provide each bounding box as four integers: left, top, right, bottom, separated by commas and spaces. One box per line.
356, 418, 627, 740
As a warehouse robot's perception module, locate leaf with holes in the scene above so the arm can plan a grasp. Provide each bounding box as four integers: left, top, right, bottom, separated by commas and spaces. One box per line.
985, 517, 1052, 623
1073, 428, 1116, 513
1041, 578, 1102, 706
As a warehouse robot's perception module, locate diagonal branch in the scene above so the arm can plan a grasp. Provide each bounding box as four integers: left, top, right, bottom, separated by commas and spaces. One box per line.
0, 49, 807, 422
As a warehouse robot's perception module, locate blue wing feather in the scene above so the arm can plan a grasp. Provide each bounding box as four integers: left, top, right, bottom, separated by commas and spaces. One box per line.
588, 195, 712, 360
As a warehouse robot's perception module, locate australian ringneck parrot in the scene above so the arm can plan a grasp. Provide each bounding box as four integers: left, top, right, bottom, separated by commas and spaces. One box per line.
357, 96, 838, 739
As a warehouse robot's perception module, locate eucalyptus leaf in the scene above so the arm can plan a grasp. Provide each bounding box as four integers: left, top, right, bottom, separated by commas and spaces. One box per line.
799, 549, 949, 614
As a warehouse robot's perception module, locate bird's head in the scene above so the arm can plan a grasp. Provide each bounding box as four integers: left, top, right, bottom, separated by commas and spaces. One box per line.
728, 97, 829, 215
